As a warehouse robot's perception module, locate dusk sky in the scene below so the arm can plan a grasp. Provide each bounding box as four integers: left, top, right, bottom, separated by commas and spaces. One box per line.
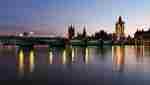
1, 0, 150, 36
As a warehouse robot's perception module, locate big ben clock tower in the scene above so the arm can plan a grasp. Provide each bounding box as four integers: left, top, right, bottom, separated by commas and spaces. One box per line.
115, 16, 125, 40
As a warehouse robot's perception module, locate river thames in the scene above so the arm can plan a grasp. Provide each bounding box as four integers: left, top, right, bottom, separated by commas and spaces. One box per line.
0, 45, 150, 84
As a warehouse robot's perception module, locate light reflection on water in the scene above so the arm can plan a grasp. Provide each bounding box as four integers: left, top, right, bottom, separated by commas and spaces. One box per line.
29, 50, 35, 73
47, 47, 92, 65
15, 46, 112, 80
18, 49, 24, 77
112, 46, 150, 73
1, 45, 150, 84
112, 46, 125, 72
17, 48, 35, 79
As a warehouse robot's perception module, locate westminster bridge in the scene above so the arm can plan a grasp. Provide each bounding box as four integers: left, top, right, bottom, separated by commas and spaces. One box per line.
0, 35, 146, 47
0, 36, 113, 47
0, 36, 67, 47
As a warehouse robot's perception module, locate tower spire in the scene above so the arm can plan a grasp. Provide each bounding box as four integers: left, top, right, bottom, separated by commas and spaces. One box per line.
115, 16, 125, 40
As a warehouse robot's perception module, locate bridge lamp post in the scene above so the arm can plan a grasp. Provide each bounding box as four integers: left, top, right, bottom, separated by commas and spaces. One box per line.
29, 32, 34, 37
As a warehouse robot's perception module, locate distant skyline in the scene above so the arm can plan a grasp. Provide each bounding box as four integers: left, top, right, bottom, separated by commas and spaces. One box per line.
1, 0, 150, 36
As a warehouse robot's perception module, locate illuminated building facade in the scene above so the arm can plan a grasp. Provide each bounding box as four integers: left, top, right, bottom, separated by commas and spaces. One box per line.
115, 16, 125, 40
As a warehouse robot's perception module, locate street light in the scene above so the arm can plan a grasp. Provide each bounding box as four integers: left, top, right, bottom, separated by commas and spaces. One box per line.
19, 33, 23, 37
29, 32, 34, 37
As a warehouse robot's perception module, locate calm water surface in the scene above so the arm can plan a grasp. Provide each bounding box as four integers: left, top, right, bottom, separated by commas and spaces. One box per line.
0, 45, 150, 85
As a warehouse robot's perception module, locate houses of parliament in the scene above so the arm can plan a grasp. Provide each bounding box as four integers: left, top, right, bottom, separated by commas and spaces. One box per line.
68, 16, 126, 41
